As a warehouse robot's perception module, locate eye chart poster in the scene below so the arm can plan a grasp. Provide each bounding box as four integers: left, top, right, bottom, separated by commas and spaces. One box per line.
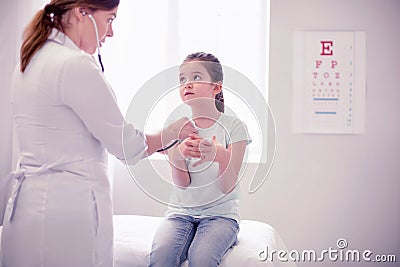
292, 31, 366, 134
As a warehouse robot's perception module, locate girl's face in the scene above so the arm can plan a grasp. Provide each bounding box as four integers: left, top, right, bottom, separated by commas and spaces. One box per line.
179, 61, 221, 107
80, 7, 118, 54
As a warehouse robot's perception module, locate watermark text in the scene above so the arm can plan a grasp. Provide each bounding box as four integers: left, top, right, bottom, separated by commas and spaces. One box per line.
258, 238, 397, 263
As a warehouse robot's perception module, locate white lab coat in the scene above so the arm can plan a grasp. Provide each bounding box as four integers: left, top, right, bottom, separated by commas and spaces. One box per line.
1, 30, 147, 267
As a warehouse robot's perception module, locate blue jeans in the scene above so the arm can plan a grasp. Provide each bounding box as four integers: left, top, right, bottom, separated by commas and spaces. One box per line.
149, 214, 239, 267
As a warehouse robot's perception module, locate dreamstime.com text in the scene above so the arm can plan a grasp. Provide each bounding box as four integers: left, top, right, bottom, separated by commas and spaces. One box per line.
258, 238, 397, 263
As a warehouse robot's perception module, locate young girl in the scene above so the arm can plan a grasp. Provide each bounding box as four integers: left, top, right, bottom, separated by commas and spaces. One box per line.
149, 52, 251, 267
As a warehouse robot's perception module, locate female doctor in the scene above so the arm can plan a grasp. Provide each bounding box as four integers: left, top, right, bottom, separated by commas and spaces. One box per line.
0, 0, 196, 266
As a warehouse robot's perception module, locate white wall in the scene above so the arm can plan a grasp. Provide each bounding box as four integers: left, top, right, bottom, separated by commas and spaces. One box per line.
113, 0, 400, 266
0, 1, 18, 187
267, 0, 400, 266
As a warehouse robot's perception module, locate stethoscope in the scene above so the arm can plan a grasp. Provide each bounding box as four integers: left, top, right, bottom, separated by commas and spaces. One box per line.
81, 11, 107, 72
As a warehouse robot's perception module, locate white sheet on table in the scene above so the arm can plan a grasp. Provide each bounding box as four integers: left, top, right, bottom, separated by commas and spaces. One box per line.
113, 215, 296, 267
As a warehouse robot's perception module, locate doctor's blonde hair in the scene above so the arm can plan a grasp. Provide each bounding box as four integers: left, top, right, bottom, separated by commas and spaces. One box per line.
20, 0, 119, 73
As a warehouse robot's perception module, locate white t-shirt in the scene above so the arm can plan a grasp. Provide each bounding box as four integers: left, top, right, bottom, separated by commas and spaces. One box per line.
166, 113, 251, 222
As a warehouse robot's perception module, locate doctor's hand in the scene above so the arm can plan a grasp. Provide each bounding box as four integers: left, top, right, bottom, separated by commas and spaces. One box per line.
163, 117, 197, 145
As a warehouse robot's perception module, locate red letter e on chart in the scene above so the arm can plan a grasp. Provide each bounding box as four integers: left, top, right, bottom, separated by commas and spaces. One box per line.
320, 40, 333, 56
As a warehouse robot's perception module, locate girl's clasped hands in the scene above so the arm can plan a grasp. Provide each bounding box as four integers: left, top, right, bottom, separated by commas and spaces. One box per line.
178, 134, 219, 167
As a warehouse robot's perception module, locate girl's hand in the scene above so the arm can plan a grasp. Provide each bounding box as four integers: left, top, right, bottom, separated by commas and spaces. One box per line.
192, 136, 219, 168
178, 134, 202, 159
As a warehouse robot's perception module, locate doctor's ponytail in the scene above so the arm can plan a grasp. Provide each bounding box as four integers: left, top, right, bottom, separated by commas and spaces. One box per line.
20, 8, 54, 72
